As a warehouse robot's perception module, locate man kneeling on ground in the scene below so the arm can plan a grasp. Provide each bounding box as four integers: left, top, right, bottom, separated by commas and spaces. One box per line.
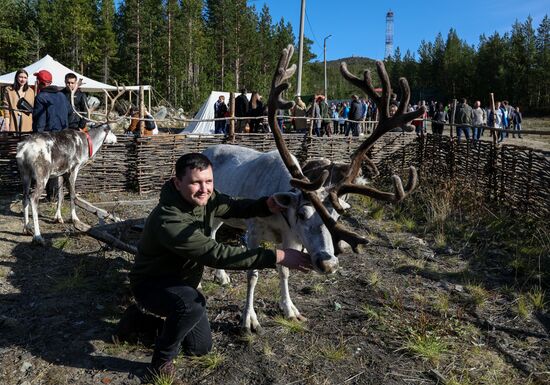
128, 153, 312, 379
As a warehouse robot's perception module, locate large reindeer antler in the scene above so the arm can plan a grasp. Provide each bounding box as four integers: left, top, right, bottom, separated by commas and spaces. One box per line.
322, 62, 425, 214
268, 45, 368, 252
269, 45, 426, 254
70, 79, 126, 124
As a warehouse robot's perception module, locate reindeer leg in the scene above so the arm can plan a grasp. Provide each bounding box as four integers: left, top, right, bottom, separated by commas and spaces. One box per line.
68, 168, 82, 226
21, 174, 32, 235
277, 264, 307, 322
210, 220, 230, 285
242, 269, 261, 333
54, 176, 64, 223
241, 230, 262, 333
30, 176, 47, 246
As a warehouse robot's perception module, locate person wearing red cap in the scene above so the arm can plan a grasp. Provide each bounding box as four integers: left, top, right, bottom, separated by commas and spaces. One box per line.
32, 69, 70, 133
31, 69, 71, 202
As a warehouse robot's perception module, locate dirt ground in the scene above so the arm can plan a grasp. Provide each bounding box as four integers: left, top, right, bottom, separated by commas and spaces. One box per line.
0, 192, 548, 385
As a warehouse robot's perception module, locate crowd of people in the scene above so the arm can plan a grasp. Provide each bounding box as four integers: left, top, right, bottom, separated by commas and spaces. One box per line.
0, 67, 158, 136
0, 68, 88, 133
211, 90, 524, 143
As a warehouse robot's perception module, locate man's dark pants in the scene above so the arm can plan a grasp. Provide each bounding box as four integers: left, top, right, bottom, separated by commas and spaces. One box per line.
133, 278, 212, 367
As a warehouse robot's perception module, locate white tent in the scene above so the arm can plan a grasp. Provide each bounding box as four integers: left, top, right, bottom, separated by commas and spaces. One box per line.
183, 91, 251, 134
0, 54, 151, 93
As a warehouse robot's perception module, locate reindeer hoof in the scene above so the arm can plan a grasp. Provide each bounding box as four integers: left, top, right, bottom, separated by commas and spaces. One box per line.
31, 236, 47, 246
23, 226, 33, 236
54, 217, 64, 224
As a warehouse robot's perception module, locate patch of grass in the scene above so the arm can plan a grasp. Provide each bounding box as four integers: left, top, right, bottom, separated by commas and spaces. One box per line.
200, 281, 220, 296
187, 351, 224, 371
273, 316, 307, 333
434, 293, 450, 316
465, 284, 490, 307
262, 342, 275, 357
319, 342, 348, 361
396, 216, 416, 231
528, 288, 546, 311
52, 236, 71, 250
149, 370, 177, 385
516, 295, 530, 318
102, 340, 143, 356
367, 271, 381, 287
360, 304, 380, 321
405, 332, 446, 364
434, 232, 447, 248
370, 205, 384, 221
310, 283, 325, 294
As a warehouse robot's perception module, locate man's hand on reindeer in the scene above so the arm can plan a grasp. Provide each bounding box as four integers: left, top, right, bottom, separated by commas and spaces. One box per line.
267, 195, 286, 214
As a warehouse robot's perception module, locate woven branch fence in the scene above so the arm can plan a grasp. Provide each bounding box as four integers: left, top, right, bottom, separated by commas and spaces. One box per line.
1, 132, 548, 218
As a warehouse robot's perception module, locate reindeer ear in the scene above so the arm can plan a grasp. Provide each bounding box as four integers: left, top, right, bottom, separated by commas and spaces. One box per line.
273, 192, 298, 208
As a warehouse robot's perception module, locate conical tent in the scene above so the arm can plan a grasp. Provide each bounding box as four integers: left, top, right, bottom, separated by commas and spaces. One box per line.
183, 91, 251, 134
0, 55, 118, 92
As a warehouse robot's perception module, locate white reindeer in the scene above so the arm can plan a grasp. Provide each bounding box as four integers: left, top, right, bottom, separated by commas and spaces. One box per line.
16, 125, 117, 245
16, 85, 124, 245
203, 45, 424, 333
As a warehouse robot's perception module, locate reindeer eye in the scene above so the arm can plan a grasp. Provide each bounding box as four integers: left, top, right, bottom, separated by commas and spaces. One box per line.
296, 211, 306, 221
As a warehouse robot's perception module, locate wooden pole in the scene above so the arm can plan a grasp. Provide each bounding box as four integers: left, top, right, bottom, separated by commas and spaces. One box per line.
450, 99, 457, 139
229, 92, 235, 140
490, 92, 497, 144
139, 86, 145, 136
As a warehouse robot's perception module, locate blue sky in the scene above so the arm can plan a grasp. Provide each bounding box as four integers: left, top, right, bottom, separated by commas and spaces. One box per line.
249, 0, 548, 61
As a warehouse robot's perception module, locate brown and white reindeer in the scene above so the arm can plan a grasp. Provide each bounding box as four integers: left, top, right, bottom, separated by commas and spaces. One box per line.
203, 45, 425, 332
16, 84, 125, 245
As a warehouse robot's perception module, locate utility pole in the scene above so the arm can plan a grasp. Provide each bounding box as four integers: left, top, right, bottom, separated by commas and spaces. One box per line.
324, 34, 332, 98
296, 0, 306, 96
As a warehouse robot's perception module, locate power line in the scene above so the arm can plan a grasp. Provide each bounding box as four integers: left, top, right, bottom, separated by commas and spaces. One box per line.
305, 9, 322, 51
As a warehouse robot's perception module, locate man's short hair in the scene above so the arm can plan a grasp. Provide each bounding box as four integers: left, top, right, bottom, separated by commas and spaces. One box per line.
175, 153, 212, 178
65, 72, 77, 82
461, 98, 467, 104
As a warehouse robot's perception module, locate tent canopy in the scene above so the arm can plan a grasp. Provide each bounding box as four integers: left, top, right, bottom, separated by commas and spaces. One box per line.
183, 91, 251, 134
0, 55, 151, 93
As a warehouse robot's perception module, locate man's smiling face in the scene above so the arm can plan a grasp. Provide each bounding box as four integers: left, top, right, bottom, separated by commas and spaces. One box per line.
174, 166, 214, 207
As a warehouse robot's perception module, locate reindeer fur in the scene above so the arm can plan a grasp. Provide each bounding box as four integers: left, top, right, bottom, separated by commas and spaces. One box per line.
16, 125, 117, 245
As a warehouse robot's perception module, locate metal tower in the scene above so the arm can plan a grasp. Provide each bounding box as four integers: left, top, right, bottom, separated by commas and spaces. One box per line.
385, 10, 394, 59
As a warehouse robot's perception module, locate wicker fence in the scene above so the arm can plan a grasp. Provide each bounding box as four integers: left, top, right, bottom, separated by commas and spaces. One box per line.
1, 132, 548, 218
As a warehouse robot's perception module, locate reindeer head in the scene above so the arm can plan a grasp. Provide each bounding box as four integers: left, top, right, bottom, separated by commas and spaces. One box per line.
268, 45, 425, 254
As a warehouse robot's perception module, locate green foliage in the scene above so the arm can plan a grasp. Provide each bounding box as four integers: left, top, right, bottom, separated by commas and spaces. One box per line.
405, 332, 447, 364
1, 2, 548, 113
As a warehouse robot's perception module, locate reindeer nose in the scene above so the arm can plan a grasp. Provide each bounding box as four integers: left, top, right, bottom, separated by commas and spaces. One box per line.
314, 253, 339, 274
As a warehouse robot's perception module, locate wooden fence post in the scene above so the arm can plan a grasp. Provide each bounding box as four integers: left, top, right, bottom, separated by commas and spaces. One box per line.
139, 86, 145, 137
229, 92, 235, 141
490, 92, 497, 144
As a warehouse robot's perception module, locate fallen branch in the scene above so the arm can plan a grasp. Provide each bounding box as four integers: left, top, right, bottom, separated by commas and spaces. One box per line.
75, 196, 124, 223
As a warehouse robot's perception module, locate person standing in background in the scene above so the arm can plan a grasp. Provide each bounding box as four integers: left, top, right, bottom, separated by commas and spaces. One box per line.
1, 68, 35, 132
61, 72, 89, 131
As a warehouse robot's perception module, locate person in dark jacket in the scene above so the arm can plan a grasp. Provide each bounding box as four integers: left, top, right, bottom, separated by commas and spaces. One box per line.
32, 69, 70, 202
61, 72, 88, 130
32, 70, 70, 133
213, 94, 228, 134
235, 88, 249, 133
454, 98, 473, 143
127, 153, 312, 378
347, 94, 362, 137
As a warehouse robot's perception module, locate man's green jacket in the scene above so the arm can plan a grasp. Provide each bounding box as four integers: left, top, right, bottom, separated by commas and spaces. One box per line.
130, 179, 277, 289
